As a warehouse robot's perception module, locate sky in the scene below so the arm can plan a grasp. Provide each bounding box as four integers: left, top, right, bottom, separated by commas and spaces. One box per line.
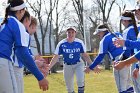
0, 0, 137, 27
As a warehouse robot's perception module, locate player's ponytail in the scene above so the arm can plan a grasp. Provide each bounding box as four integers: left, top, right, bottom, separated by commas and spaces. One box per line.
1, 5, 10, 25
130, 12, 139, 36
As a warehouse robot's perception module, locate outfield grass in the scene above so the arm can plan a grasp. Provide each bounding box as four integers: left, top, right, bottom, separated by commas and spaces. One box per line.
24, 70, 118, 93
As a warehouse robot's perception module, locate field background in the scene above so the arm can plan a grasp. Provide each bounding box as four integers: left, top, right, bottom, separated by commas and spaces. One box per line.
24, 69, 118, 93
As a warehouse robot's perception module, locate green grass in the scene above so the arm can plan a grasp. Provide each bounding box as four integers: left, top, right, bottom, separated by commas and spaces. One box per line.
24, 70, 118, 93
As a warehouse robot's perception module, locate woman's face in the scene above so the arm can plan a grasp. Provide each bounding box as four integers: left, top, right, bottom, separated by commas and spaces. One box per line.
28, 24, 37, 35
97, 31, 105, 39
66, 30, 76, 39
121, 20, 129, 27
18, 8, 26, 20
135, 9, 140, 20
23, 17, 31, 29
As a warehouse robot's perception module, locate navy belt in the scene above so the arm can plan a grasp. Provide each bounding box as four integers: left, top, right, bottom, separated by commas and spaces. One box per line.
64, 62, 79, 65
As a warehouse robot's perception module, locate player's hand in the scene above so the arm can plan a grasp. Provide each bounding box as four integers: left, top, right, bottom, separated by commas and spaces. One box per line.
35, 55, 46, 61
113, 61, 125, 70
113, 38, 124, 47
35, 60, 49, 77
93, 66, 101, 73
84, 66, 91, 73
133, 68, 139, 79
38, 78, 49, 91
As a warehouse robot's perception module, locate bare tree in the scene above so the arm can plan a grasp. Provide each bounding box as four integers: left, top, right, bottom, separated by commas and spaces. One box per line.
95, 0, 116, 23
26, 0, 56, 55
53, 0, 70, 45
116, 0, 126, 33
71, 0, 84, 37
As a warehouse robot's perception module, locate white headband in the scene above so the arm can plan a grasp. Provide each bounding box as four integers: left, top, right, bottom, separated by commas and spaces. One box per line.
10, 3, 26, 11
120, 16, 132, 20
93, 28, 108, 35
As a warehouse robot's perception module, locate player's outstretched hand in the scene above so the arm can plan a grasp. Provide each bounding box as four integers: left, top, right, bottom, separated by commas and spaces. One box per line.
84, 66, 91, 73
93, 66, 101, 73
133, 68, 139, 79
113, 61, 125, 70
113, 38, 124, 47
38, 78, 49, 91
35, 60, 49, 77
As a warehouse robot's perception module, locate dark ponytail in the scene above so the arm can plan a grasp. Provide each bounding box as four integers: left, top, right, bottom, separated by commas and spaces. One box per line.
130, 13, 139, 36
1, 5, 10, 25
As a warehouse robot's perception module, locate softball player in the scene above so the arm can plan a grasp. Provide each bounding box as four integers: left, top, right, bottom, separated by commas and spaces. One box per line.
121, 11, 140, 93
46, 27, 92, 93
84, 24, 134, 93
0, 0, 48, 93
12, 11, 39, 93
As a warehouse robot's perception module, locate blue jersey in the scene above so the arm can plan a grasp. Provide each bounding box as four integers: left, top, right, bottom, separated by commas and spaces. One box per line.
122, 24, 137, 58
0, 16, 43, 81
89, 32, 123, 69
13, 35, 33, 68
0, 16, 29, 61
54, 38, 86, 64
125, 25, 140, 49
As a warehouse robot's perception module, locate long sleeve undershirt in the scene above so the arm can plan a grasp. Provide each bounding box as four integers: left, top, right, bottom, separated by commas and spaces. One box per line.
16, 46, 44, 81
89, 53, 105, 70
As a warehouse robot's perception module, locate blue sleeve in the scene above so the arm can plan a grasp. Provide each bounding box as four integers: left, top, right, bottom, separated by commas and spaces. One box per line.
28, 48, 33, 55
89, 53, 105, 70
15, 46, 44, 81
135, 50, 140, 60
125, 40, 140, 49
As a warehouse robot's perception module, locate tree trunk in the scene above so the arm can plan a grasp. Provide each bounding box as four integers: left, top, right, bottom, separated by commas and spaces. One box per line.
33, 32, 41, 54
104, 55, 110, 70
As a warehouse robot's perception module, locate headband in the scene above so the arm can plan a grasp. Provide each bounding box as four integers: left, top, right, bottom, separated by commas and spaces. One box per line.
93, 28, 108, 35
10, 3, 26, 11
120, 16, 132, 20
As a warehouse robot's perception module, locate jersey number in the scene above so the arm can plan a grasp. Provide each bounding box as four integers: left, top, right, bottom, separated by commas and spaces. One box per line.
69, 54, 73, 59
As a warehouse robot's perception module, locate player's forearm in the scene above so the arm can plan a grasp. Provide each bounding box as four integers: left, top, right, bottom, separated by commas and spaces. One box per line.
89, 54, 105, 70
16, 47, 44, 81
82, 53, 92, 64
49, 55, 59, 69
122, 55, 138, 66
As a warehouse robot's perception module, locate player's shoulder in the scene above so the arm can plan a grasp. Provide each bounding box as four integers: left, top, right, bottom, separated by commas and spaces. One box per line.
74, 38, 84, 43
57, 38, 67, 45
8, 16, 25, 29
123, 25, 134, 33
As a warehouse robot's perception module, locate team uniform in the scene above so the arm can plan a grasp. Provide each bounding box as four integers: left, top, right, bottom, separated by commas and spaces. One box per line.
89, 32, 133, 93
0, 16, 43, 93
123, 24, 140, 93
13, 34, 32, 93
54, 38, 85, 93
122, 24, 140, 93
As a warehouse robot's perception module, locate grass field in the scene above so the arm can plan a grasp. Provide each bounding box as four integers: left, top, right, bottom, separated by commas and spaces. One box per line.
24, 69, 118, 93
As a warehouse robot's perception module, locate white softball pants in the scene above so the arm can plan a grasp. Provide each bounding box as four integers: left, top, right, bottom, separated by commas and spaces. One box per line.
0, 58, 18, 93
131, 62, 140, 93
113, 56, 133, 93
13, 66, 24, 93
63, 61, 85, 93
